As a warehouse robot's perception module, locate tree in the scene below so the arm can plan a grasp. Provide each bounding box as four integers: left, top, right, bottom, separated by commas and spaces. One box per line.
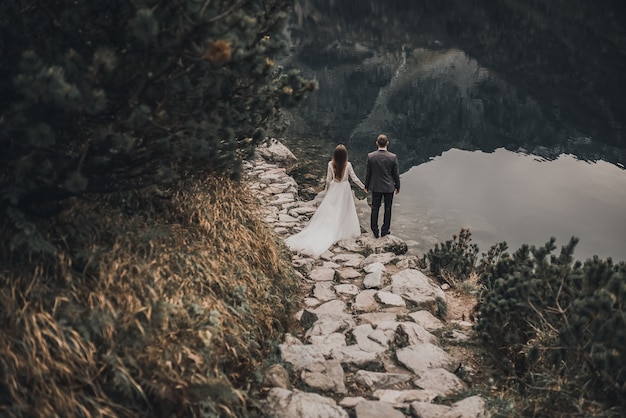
0, 0, 315, 249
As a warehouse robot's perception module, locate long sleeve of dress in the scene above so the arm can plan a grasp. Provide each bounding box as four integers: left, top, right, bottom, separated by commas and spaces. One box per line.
325, 161, 334, 190
347, 162, 365, 189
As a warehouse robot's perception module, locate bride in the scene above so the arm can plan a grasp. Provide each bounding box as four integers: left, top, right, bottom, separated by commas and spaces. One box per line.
285, 144, 365, 258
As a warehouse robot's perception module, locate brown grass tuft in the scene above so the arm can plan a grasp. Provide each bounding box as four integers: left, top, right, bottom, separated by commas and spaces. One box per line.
0, 175, 299, 417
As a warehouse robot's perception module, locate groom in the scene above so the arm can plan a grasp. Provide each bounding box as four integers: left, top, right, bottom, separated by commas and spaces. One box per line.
365, 134, 400, 238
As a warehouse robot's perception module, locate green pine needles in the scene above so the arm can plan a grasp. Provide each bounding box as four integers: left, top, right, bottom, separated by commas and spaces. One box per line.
418, 227, 479, 287
0, 0, 315, 252
475, 237, 626, 416
419, 229, 626, 415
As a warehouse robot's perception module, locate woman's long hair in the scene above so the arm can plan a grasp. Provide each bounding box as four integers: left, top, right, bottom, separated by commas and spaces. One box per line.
332, 144, 348, 180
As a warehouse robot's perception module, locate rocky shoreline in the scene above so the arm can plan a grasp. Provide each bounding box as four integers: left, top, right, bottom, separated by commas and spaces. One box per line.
245, 145, 491, 418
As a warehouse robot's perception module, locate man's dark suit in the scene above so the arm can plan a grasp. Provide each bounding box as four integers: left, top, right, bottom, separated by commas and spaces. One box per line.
365, 149, 400, 237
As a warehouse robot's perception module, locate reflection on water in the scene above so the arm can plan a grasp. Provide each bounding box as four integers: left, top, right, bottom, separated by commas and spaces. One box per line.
389, 148, 626, 261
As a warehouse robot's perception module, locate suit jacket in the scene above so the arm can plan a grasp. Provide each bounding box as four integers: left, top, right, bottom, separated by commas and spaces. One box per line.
365, 149, 400, 193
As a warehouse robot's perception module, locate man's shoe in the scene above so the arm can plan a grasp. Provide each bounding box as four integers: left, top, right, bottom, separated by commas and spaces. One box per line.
372, 230, 379, 238
381, 231, 391, 237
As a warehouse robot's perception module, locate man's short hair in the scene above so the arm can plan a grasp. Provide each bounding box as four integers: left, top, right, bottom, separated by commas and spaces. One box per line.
376, 134, 389, 147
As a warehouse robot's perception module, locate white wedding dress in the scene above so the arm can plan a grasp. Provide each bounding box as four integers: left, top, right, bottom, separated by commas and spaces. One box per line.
285, 161, 365, 258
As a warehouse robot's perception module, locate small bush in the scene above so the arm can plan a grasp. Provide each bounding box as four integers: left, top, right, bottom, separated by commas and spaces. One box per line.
418, 228, 479, 287
475, 237, 626, 416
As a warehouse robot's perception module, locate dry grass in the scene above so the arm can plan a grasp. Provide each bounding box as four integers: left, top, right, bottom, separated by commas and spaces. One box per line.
0, 175, 300, 417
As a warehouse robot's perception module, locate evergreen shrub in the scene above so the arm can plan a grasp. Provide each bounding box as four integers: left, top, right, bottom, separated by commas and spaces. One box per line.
418, 227, 479, 287
0, 0, 315, 252
475, 237, 626, 416
419, 229, 626, 415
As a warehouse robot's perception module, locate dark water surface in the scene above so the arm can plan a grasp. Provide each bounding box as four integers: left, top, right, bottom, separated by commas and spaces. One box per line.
282, 1, 626, 261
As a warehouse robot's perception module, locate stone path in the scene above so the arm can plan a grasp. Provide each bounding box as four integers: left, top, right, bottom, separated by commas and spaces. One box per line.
245, 153, 491, 418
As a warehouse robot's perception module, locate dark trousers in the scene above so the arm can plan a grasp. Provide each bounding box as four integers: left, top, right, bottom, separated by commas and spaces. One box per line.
371, 192, 394, 236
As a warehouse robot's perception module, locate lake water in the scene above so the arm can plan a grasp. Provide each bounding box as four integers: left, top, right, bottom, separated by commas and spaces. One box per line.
390, 148, 626, 261
283, 1, 626, 262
